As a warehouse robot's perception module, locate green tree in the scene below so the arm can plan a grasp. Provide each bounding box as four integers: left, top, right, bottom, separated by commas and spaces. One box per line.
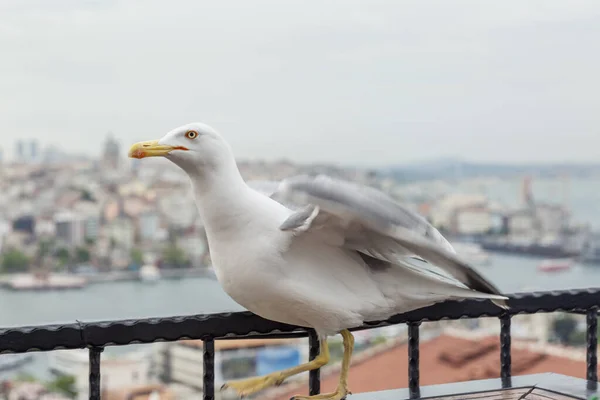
1, 249, 30, 273
131, 248, 144, 265
80, 189, 95, 202
568, 329, 587, 346
552, 314, 578, 344
75, 247, 90, 263
372, 336, 387, 345
55, 247, 71, 268
37, 239, 54, 260
47, 375, 77, 398
15, 372, 36, 382
162, 245, 189, 268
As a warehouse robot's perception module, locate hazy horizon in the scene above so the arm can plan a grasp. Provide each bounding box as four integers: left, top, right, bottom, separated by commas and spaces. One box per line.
1, 0, 599, 166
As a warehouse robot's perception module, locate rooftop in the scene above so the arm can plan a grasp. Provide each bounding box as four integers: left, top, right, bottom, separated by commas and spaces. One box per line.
270, 334, 593, 399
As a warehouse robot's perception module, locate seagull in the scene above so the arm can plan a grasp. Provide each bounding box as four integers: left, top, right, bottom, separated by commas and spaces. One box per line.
129, 122, 508, 400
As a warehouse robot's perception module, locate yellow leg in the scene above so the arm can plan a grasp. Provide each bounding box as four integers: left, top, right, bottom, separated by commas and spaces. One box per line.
221, 337, 330, 398
291, 329, 355, 400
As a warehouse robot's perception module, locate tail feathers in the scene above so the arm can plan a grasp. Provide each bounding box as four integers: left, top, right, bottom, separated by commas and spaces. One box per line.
425, 282, 510, 310
369, 257, 510, 312
449, 288, 510, 310
492, 298, 510, 310
402, 260, 510, 310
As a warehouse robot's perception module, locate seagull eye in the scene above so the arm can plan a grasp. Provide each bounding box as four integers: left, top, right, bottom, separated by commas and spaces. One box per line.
185, 130, 198, 139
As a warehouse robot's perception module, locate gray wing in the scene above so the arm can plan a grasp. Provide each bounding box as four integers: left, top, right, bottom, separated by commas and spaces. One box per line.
269, 174, 504, 298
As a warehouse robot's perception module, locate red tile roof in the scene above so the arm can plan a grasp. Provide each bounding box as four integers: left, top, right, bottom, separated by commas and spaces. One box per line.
269, 334, 594, 399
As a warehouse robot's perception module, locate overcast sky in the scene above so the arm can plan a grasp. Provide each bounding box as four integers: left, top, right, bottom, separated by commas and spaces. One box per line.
1, 0, 599, 166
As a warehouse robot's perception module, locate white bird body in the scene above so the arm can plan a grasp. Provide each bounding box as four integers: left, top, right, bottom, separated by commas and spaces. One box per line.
183, 148, 500, 337
129, 122, 509, 399
188, 170, 366, 335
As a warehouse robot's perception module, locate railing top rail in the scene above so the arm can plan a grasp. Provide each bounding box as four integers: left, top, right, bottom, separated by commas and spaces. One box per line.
1, 287, 599, 354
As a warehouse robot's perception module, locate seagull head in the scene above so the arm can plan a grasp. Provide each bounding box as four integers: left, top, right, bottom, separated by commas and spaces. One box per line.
128, 122, 232, 174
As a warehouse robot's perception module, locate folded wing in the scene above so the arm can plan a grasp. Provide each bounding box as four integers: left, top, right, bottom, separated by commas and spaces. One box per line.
255, 174, 506, 305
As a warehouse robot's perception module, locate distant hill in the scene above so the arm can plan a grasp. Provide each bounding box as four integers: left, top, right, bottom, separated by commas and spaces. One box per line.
378, 159, 600, 181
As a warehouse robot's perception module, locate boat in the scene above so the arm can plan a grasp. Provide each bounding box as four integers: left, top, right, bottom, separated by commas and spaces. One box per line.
480, 237, 578, 259
4, 273, 87, 291
537, 258, 573, 273
452, 242, 491, 265
139, 264, 161, 283
580, 233, 600, 265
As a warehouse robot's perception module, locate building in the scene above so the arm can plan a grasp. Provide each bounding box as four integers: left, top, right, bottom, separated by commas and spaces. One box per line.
450, 205, 492, 235
73, 202, 102, 241
84, 216, 100, 241
157, 338, 304, 393
103, 384, 175, 400
15, 140, 24, 162
535, 204, 569, 233
158, 191, 198, 230
14, 140, 38, 163
35, 218, 56, 237
106, 216, 135, 253
178, 232, 207, 267
507, 203, 568, 237
30, 141, 38, 162
102, 133, 121, 170
507, 209, 536, 235
430, 194, 488, 231
138, 211, 160, 242
54, 211, 85, 246
12, 215, 35, 235
48, 347, 155, 400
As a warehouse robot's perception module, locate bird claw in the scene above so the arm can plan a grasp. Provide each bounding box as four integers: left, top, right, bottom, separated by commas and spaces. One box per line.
220, 373, 286, 397
290, 386, 351, 400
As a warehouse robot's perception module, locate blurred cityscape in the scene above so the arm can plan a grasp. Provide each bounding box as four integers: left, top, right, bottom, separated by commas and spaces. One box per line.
1, 134, 600, 399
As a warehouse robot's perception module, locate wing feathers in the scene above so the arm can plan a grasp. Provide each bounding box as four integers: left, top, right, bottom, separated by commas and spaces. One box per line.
249, 174, 507, 306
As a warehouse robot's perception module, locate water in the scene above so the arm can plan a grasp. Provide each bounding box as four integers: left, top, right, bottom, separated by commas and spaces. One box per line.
0, 278, 242, 328
479, 253, 600, 292
0, 253, 599, 329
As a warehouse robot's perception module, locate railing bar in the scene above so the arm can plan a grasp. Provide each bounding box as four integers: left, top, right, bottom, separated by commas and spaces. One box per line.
587, 308, 598, 383
5, 289, 600, 354
89, 347, 103, 400
408, 322, 420, 399
203, 337, 215, 400
500, 314, 512, 385
308, 330, 321, 395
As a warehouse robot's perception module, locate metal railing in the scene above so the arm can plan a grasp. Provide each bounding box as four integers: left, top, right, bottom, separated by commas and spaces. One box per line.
1, 288, 599, 400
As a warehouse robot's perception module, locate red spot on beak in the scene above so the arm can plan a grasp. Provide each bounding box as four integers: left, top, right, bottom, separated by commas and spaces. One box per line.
131, 149, 146, 159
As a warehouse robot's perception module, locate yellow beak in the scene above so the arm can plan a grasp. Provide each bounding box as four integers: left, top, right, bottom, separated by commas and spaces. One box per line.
128, 140, 185, 159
